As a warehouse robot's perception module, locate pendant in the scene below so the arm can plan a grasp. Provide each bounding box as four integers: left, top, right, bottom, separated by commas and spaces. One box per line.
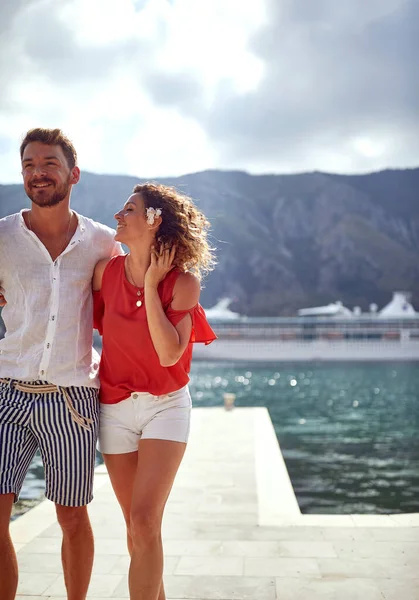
136, 300, 143, 307
137, 290, 142, 296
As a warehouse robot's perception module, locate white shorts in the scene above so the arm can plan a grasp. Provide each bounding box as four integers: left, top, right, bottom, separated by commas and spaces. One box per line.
98, 386, 192, 454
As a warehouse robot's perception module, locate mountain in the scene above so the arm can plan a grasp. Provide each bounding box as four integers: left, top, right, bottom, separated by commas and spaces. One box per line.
1, 168, 419, 316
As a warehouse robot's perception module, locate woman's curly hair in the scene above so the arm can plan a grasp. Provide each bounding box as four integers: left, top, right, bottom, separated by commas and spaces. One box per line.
133, 183, 216, 280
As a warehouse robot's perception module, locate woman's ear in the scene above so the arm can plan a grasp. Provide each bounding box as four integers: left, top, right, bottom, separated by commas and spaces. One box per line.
150, 215, 162, 229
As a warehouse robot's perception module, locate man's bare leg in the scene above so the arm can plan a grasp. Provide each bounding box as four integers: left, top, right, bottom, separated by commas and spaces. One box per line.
56, 505, 94, 600
0, 494, 17, 600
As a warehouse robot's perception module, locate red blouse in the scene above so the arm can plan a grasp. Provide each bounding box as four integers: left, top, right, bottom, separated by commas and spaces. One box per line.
93, 255, 216, 404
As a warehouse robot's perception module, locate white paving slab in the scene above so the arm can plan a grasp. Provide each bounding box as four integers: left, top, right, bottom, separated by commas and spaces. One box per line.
10, 406, 419, 599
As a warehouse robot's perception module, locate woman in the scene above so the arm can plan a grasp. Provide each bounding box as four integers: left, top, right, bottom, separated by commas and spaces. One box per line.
92, 183, 216, 600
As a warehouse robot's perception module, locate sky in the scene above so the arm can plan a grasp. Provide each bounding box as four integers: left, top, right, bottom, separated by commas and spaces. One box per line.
0, 0, 418, 183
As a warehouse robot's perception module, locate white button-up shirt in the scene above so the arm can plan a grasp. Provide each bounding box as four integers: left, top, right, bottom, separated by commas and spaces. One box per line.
0, 210, 121, 388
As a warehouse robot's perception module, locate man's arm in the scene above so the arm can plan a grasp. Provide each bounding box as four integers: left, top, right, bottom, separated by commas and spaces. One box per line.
0, 231, 5, 305
0, 286, 5, 307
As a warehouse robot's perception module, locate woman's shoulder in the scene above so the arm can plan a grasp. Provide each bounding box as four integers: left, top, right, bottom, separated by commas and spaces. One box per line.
173, 270, 200, 289
171, 271, 201, 308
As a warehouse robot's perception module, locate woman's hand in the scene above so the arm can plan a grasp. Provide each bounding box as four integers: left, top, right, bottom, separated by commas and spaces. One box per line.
144, 243, 176, 289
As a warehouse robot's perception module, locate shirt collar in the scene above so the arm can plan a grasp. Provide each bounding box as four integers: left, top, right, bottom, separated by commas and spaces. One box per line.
74, 211, 86, 235
18, 208, 86, 234
18, 208, 87, 253
19, 209, 30, 231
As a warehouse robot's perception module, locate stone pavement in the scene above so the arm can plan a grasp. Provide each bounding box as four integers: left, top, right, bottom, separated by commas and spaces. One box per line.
11, 407, 419, 599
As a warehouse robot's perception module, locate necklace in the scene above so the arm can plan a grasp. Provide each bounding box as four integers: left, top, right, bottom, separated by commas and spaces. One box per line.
27, 210, 73, 257
125, 255, 144, 308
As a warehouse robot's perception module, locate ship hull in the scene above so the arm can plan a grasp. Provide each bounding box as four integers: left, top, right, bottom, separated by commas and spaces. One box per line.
194, 338, 419, 362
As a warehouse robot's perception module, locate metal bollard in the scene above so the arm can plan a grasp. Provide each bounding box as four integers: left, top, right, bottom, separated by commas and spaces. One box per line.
223, 392, 236, 411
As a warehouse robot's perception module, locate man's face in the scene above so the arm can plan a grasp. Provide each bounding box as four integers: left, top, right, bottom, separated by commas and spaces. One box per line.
21, 142, 79, 208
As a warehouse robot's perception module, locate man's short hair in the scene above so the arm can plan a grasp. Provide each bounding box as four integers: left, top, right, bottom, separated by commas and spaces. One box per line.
20, 128, 77, 169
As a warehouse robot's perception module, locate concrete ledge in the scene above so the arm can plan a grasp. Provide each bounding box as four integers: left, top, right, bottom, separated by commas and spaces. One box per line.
10, 407, 419, 600
254, 407, 301, 526
10, 407, 419, 536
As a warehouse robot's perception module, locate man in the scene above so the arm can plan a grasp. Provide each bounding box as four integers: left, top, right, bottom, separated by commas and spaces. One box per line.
0, 128, 121, 600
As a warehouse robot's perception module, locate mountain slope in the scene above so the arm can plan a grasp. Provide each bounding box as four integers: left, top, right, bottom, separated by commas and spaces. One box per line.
1, 168, 418, 315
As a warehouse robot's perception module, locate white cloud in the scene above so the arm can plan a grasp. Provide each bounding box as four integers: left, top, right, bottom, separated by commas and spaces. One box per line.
0, 0, 265, 182
352, 136, 387, 159
0, 0, 417, 184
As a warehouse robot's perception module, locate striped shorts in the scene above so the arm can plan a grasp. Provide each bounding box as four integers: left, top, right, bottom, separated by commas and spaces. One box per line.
0, 379, 99, 506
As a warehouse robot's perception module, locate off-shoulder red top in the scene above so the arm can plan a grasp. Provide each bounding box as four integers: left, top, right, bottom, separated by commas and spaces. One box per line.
93, 255, 216, 404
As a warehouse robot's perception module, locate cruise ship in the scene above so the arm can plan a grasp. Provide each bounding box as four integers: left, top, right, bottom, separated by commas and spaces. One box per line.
1, 292, 417, 363
196, 292, 419, 362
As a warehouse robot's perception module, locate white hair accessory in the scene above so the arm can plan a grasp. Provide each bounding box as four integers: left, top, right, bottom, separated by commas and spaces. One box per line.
146, 207, 162, 225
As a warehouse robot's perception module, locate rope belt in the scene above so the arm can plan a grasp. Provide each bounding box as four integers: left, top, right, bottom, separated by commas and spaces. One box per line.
0, 378, 93, 431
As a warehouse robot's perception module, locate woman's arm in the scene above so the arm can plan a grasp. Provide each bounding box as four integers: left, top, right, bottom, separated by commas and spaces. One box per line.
93, 258, 111, 291
92, 258, 112, 333
146, 270, 200, 367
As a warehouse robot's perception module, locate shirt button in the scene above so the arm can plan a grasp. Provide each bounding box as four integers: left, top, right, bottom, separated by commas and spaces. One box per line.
40, 370, 45, 375
132, 393, 138, 399
47, 343, 50, 349
51, 315, 55, 321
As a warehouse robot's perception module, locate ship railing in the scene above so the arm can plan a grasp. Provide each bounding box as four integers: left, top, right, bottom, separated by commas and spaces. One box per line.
209, 317, 419, 342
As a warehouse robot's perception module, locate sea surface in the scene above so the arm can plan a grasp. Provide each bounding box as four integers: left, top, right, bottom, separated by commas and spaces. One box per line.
22, 361, 419, 514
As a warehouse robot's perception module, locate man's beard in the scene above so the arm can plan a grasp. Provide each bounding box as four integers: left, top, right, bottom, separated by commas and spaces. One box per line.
27, 177, 71, 208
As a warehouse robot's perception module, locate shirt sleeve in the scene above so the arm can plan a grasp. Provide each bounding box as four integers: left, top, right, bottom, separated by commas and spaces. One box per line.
166, 303, 217, 345
111, 239, 124, 257
93, 290, 104, 334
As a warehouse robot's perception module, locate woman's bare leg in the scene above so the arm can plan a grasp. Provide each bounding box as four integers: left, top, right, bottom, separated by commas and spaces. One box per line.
103, 446, 180, 600
129, 439, 186, 600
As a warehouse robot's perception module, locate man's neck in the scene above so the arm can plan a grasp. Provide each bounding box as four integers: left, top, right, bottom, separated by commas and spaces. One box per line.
27, 202, 73, 236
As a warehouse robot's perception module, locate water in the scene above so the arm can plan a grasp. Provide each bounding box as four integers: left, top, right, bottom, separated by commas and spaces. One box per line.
188, 361, 419, 514
22, 362, 419, 514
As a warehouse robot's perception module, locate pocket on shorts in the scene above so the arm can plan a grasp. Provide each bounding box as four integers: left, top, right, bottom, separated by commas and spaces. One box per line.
0, 381, 9, 412
69, 388, 100, 429
101, 395, 135, 417
0, 379, 8, 400
0, 381, 28, 425
163, 386, 192, 409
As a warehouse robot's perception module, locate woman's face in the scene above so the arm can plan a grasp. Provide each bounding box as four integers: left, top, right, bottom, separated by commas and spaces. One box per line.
114, 193, 149, 243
